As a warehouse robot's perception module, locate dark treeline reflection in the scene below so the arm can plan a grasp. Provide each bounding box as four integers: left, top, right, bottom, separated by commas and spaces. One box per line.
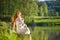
48, 31, 60, 40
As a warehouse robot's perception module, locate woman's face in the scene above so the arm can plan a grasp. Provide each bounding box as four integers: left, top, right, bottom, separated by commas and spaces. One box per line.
17, 11, 21, 17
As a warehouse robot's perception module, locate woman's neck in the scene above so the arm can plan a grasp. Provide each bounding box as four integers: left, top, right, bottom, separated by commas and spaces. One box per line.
18, 16, 21, 19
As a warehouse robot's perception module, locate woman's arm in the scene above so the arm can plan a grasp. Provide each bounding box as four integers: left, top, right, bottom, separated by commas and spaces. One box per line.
12, 22, 16, 32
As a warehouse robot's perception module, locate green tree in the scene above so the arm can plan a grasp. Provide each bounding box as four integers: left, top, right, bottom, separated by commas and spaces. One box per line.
0, 0, 38, 23
14, 0, 38, 23
38, 2, 48, 17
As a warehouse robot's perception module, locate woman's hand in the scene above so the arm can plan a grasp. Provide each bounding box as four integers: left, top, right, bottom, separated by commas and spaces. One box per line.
12, 30, 16, 32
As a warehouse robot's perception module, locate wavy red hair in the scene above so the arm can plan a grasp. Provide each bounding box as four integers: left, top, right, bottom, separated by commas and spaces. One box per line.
11, 11, 22, 26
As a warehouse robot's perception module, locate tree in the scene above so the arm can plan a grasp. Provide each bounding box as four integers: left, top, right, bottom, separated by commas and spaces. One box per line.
0, 0, 38, 23
38, 2, 48, 17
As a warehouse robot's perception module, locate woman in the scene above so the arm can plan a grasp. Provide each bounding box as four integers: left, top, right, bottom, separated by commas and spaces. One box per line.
11, 11, 32, 40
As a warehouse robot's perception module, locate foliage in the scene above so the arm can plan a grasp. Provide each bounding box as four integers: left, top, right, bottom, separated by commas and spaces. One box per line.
14, 0, 38, 23
0, 0, 38, 23
0, 22, 60, 40
0, 21, 8, 31
0, 22, 9, 40
38, 2, 48, 16
0, 22, 29, 40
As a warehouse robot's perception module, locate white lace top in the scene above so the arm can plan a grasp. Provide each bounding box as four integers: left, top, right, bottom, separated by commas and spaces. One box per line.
15, 17, 30, 34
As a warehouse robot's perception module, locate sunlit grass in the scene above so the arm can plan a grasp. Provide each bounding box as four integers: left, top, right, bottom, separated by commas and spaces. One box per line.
0, 26, 60, 40
34, 19, 60, 23
0, 21, 60, 40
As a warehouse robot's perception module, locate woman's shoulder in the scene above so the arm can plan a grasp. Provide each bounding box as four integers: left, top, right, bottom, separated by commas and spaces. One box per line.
15, 18, 18, 21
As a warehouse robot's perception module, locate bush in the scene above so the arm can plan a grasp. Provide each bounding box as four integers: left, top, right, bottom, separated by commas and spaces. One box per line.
0, 21, 9, 40
0, 21, 29, 40
0, 21, 9, 34
0, 21, 9, 30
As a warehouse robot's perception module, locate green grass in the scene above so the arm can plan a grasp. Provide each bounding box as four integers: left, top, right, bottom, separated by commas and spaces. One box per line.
34, 19, 60, 23
0, 21, 60, 40
0, 26, 60, 40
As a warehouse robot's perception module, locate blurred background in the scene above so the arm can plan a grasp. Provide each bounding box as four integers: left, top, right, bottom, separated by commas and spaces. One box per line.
0, 0, 60, 40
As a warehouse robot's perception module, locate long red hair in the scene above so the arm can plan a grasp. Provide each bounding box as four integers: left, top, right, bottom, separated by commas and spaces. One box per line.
11, 11, 22, 26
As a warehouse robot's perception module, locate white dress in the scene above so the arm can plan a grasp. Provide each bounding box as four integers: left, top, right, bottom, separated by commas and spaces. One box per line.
15, 18, 30, 34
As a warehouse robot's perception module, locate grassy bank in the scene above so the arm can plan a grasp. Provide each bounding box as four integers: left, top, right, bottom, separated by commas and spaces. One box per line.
0, 22, 60, 40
